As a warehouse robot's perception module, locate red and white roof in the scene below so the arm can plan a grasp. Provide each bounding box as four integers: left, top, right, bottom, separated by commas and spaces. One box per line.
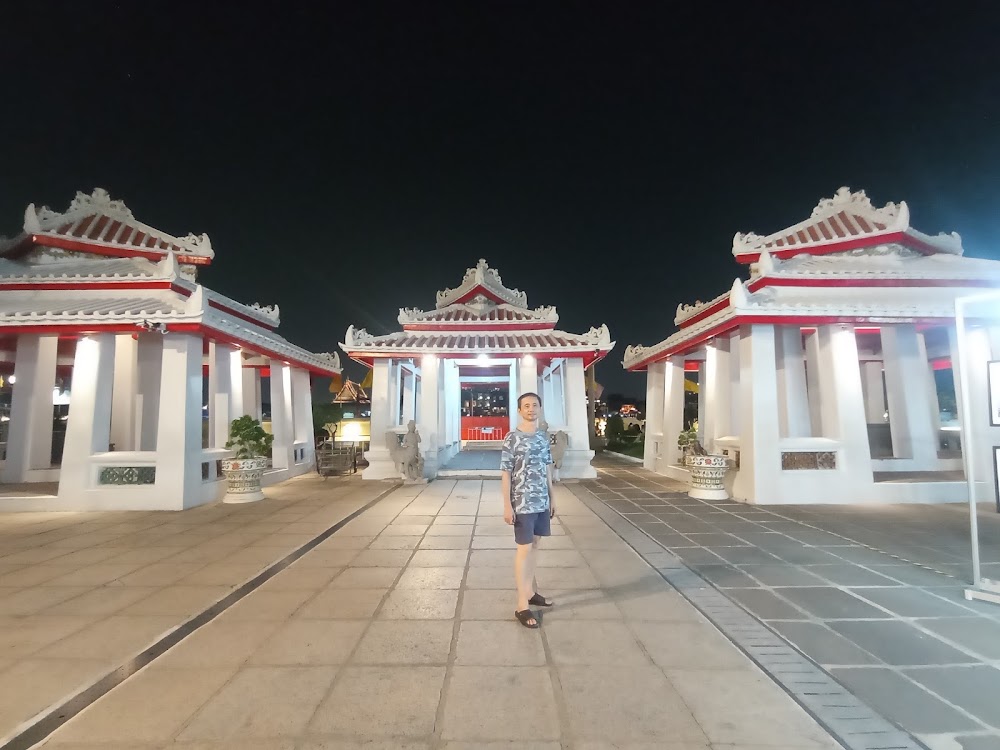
625, 188, 1000, 372
731, 187, 962, 264
0, 192, 341, 376
0, 188, 214, 269
344, 259, 614, 367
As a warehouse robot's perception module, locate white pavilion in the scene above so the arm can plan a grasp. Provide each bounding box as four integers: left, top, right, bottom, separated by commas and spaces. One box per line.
624, 187, 1000, 505
340, 259, 614, 480
0, 189, 341, 511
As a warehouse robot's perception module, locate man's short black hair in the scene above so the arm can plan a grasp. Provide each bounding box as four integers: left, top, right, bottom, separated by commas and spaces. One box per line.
517, 392, 542, 409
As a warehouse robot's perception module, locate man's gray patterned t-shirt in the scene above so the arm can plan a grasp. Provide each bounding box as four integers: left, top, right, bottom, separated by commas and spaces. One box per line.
500, 429, 553, 514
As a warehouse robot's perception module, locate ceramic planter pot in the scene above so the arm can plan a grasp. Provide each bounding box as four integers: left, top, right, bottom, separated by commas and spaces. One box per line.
684, 454, 730, 500
221, 457, 268, 503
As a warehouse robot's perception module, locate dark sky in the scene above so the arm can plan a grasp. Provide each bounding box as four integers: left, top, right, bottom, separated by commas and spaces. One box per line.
2, 2, 999, 397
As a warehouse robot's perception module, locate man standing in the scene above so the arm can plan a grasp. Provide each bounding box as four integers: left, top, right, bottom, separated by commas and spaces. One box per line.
501, 392, 556, 628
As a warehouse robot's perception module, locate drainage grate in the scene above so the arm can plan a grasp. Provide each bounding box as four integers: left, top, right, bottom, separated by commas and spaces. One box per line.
577, 490, 928, 750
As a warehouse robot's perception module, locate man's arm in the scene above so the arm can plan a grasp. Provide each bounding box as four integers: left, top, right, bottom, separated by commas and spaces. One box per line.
547, 464, 556, 518
501, 469, 513, 524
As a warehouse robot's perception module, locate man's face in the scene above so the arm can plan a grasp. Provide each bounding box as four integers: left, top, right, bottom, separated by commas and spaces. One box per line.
518, 396, 540, 422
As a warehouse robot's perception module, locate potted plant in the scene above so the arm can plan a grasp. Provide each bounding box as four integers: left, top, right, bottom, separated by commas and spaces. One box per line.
677, 420, 730, 500
221, 415, 274, 503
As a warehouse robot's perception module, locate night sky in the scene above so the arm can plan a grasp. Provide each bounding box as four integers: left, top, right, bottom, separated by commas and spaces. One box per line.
2, 2, 999, 398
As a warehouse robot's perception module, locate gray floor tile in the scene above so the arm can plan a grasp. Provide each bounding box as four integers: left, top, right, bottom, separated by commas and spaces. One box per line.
829, 667, 980, 733
724, 588, 806, 620
903, 665, 1000, 728
688, 564, 759, 588
768, 621, 880, 666
802, 563, 902, 586
920, 617, 1000, 659
774, 586, 891, 619
850, 586, 977, 618
829, 620, 976, 666
739, 564, 827, 587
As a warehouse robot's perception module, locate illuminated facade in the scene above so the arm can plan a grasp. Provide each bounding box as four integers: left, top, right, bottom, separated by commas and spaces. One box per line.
341, 259, 615, 479
0, 189, 341, 510
625, 187, 1000, 505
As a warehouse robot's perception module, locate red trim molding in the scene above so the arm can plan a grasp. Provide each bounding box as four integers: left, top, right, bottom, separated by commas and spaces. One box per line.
626, 315, 955, 371
31, 234, 212, 266
402, 322, 554, 332
734, 230, 943, 264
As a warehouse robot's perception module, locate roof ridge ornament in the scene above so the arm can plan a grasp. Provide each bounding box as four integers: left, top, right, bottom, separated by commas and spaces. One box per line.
159, 251, 179, 280
185, 285, 205, 315
345, 324, 375, 347
317, 352, 342, 370
732, 187, 912, 257
580, 324, 612, 346
729, 278, 750, 309
248, 302, 280, 323
435, 258, 528, 309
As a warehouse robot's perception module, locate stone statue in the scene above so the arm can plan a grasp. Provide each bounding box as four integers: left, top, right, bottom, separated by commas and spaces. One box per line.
540, 420, 569, 472
387, 420, 425, 481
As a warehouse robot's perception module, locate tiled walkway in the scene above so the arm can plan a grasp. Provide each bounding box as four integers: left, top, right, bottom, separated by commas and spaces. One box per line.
0, 474, 395, 746
577, 455, 1000, 750
21, 479, 839, 749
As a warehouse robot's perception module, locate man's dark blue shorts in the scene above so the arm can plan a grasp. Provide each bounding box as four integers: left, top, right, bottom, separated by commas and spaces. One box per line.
513, 510, 551, 545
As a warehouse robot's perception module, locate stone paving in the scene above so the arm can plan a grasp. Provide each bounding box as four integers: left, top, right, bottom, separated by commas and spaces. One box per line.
0, 474, 394, 746
14, 477, 841, 749
579, 455, 1000, 750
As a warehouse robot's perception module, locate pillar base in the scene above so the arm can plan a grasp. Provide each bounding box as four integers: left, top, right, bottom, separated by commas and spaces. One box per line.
362, 449, 401, 480
688, 487, 730, 501
559, 449, 597, 479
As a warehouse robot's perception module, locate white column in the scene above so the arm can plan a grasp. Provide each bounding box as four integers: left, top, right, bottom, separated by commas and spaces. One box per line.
815, 325, 872, 489
269, 362, 294, 470
776, 326, 811, 438
110, 334, 137, 451
508, 361, 518, 432
209, 342, 236, 449
228, 348, 245, 422
2, 334, 58, 482
881, 325, 940, 463
291, 367, 313, 465
154, 334, 203, 508
519, 355, 538, 399
242, 368, 262, 421
727, 331, 742, 436
861, 361, 886, 423
363, 359, 397, 479
560, 357, 595, 478
643, 361, 666, 470
696, 361, 707, 444
58, 334, 115, 498
549, 363, 566, 427
388, 361, 402, 427
732, 325, 781, 503
419, 355, 441, 477
135, 333, 162, 451
662, 356, 685, 468
401, 366, 416, 423
704, 340, 732, 451
805, 331, 823, 435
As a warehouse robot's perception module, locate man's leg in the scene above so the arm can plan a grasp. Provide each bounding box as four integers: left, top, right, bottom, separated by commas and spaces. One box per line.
515, 542, 537, 622
530, 537, 540, 596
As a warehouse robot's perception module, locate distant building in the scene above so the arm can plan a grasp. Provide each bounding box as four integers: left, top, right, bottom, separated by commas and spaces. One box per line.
341, 259, 615, 479
625, 187, 1000, 505
0, 189, 340, 510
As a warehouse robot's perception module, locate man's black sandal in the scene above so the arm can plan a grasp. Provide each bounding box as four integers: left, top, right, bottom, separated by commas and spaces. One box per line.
529, 593, 553, 607
515, 609, 540, 628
